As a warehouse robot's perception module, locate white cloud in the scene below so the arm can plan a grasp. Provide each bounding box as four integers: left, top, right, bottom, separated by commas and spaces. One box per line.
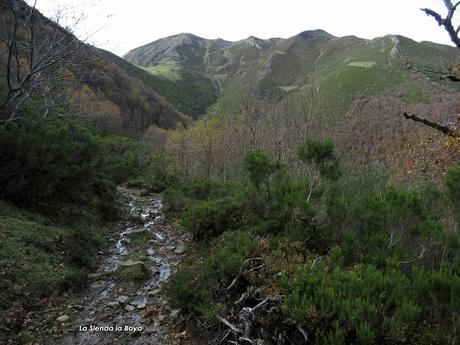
34, 0, 459, 56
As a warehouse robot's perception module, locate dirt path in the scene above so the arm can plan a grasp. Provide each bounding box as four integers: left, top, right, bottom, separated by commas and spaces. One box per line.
34, 188, 189, 345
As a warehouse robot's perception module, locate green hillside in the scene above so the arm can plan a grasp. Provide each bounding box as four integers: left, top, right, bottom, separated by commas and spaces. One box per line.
125, 31, 460, 122
104, 50, 218, 119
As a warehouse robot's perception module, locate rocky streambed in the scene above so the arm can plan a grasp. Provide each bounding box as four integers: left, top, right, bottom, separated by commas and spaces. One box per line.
32, 188, 190, 345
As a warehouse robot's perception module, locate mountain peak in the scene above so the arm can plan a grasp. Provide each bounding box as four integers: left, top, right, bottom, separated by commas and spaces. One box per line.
297, 29, 335, 39
241, 36, 265, 48
166, 32, 205, 44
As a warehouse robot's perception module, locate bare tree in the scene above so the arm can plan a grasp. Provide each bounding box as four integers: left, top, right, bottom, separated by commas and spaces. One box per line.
402, 0, 460, 137
262, 98, 289, 161
240, 87, 264, 149
0, 0, 89, 123
422, 0, 460, 49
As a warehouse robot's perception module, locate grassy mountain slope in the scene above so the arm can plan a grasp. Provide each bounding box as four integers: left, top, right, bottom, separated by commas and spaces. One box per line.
125, 31, 460, 121
103, 50, 218, 120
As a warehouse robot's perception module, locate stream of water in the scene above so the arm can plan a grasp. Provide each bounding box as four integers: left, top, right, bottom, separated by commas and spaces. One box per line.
40, 188, 187, 345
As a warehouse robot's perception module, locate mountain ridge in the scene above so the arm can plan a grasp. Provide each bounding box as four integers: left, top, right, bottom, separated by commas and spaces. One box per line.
123, 29, 459, 119
123, 29, 460, 174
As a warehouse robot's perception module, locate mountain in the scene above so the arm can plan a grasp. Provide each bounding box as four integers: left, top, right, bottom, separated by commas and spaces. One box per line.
125, 31, 460, 121
125, 30, 460, 176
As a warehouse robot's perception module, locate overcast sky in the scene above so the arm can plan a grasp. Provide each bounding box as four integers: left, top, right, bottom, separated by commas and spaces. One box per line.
34, 0, 459, 57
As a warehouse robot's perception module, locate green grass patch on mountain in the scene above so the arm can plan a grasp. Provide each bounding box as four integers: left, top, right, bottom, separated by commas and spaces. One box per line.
402, 86, 432, 104
127, 231, 151, 248
140, 58, 183, 81
102, 50, 217, 118
349, 61, 377, 68
115, 262, 150, 282
314, 65, 408, 124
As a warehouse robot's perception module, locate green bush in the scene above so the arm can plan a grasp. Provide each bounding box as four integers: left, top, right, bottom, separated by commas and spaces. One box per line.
326, 175, 445, 266
164, 140, 460, 344
0, 204, 103, 306
100, 136, 148, 184
167, 231, 261, 322
164, 178, 247, 217
280, 254, 451, 344
243, 149, 282, 194
299, 139, 342, 180
181, 195, 247, 241
0, 121, 119, 223
445, 165, 460, 225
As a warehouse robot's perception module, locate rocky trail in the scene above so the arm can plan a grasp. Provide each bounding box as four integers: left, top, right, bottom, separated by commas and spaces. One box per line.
27, 188, 190, 345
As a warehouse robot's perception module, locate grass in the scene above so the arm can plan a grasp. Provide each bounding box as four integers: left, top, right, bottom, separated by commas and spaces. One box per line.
127, 231, 151, 248
140, 58, 183, 81
0, 203, 101, 297
0, 201, 104, 338
123, 252, 148, 261
403, 87, 431, 104
349, 61, 377, 68
115, 262, 150, 282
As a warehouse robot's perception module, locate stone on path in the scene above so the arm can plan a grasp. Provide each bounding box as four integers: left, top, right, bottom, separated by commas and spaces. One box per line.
116, 295, 129, 304
125, 305, 135, 312
56, 315, 69, 322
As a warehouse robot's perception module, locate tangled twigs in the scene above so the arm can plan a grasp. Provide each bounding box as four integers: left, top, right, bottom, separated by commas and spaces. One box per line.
298, 325, 308, 343
217, 298, 271, 345
227, 257, 263, 292
217, 316, 243, 334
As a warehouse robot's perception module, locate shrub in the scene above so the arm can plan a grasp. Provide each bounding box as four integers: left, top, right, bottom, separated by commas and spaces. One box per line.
445, 165, 460, 225
279, 245, 459, 344
298, 139, 342, 180
164, 178, 248, 219
181, 196, 247, 241
0, 121, 119, 223
167, 231, 262, 322
243, 149, 282, 194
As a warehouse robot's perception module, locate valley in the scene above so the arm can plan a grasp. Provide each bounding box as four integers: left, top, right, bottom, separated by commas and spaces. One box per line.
1, 1, 460, 344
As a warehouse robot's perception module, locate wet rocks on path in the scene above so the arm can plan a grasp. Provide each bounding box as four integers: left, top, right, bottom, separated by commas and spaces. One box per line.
30, 188, 191, 345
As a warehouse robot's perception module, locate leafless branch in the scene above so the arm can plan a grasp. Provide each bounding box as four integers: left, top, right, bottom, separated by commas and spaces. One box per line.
421, 1, 460, 48
0, 0, 91, 122
217, 316, 243, 334
226, 257, 263, 292
402, 112, 459, 138
401, 245, 427, 264
311, 255, 328, 269
298, 325, 309, 343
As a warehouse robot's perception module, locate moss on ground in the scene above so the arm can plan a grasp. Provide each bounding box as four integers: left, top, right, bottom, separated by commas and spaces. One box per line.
123, 252, 148, 261
0, 201, 103, 337
127, 231, 151, 248
115, 263, 150, 282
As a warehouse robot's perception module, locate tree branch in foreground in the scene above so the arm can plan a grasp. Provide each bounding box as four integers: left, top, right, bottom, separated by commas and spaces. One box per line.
421, 1, 460, 49
402, 112, 459, 138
